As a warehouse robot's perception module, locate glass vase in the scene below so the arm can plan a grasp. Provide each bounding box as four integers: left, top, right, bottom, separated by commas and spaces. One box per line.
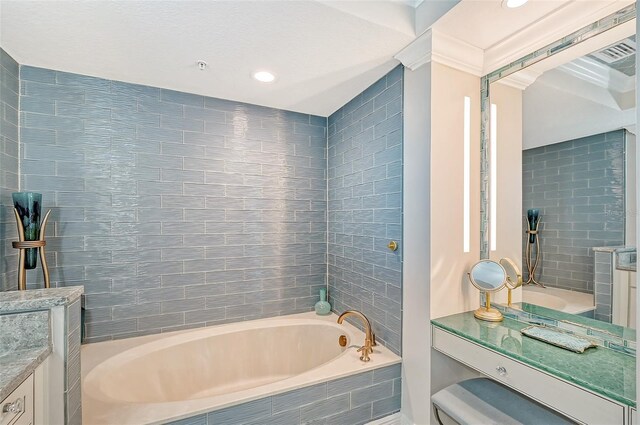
12, 192, 42, 269
527, 208, 540, 244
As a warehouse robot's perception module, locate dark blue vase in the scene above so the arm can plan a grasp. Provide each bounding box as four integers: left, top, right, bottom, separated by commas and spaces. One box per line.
527, 208, 540, 244
12, 192, 42, 269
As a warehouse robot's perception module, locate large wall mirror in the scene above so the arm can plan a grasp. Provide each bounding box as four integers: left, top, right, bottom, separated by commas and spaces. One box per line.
481, 4, 637, 328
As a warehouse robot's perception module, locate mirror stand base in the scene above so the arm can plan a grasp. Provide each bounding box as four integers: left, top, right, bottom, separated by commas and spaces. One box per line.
474, 307, 504, 322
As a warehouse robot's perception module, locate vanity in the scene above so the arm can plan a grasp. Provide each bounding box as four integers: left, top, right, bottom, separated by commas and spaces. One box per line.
429, 3, 639, 424
432, 304, 635, 424
0, 287, 83, 425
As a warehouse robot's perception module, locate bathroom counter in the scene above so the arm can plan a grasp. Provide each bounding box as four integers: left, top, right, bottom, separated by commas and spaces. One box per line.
0, 310, 52, 401
431, 312, 636, 407
0, 286, 83, 313
0, 345, 51, 401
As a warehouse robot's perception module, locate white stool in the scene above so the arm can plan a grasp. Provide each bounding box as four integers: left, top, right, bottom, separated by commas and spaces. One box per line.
431, 378, 576, 425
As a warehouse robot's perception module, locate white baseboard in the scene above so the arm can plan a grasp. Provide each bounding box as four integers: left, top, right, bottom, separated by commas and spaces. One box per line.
367, 412, 402, 425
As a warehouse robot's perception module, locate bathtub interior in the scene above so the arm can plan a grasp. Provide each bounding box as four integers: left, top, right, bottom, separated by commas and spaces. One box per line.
522, 285, 595, 314
85, 323, 347, 404
82, 312, 402, 425
523, 291, 567, 311
82, 312, 401, 425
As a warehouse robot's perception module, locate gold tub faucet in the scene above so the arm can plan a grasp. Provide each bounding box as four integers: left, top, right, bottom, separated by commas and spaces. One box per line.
337, 310, 377, 362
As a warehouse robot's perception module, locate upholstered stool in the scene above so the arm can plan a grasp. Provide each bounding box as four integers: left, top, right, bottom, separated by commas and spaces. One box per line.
431, 378, 576, 425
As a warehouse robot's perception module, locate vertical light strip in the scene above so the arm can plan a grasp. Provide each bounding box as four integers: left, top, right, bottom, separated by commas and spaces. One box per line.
490, 103, 498, 251
463, 97, 471, 253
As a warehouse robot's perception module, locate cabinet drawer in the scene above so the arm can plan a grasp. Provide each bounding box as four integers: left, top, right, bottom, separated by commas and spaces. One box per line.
432, 327, 625, 425
0, 375, 33, 425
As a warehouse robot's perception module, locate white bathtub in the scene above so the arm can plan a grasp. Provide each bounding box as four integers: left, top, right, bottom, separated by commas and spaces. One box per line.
82, 312, 401, 424
522, 285, 595, 314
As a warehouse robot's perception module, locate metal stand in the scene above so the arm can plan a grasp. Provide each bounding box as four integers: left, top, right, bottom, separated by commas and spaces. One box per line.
524, 221, 544, 287
12, 208, 52, 290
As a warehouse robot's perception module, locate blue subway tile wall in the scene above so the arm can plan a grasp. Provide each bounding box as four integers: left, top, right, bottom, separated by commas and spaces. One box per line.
522, 130, 625, 293
327, 66, 403, 354
167, 363, 401, 425
0, 48, 20, 291
19, 65, 327, 341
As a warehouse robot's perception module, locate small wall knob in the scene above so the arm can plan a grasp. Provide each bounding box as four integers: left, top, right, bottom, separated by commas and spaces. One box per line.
387, 241, 398, 252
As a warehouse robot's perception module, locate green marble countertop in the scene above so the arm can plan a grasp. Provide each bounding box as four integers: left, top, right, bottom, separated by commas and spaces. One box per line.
432, 312, 636, 407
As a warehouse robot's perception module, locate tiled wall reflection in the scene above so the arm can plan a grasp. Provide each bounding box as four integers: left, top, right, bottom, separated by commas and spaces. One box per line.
0, 48, 20, 291
18, 65, 327, 341
327, 66, 403, 354
522, 130, 625, 293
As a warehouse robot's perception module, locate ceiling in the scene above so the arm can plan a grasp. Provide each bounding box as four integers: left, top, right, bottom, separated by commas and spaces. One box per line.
432, 0, 571, 51
0, 0, 421, 117
517, 32, 636, 148
1, 0, 630, 116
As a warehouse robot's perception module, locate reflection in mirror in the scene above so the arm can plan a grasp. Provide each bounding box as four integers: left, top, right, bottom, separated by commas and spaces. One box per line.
469, 260, 507, 291
500, 257, 522, 307
501, 258, 522, 290
487, 24, 637, 328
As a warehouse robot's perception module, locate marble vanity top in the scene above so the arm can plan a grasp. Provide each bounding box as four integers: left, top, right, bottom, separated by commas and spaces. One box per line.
0, 310, 52, 401
432, 312, 636, 407
0, 286, 83, 313
0, 286, 83, 401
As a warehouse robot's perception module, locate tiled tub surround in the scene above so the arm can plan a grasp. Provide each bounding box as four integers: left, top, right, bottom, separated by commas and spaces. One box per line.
18, 65, 328, 342
0, 48, 20, 291
594, 248, 617, 322
327, 66, 403, 354
593, 247, 637, 322
82, 312, 401, 424
0, 286, 83, 424
0, 310, 51, 402
522, 130, 626, 293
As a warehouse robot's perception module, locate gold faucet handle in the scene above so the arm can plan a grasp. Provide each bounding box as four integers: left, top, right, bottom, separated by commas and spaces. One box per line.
371, 333, 377, 347
357, 346, 372, 362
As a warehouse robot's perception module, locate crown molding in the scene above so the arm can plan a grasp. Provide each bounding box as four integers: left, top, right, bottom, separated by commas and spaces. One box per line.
394, 29, 433, 71
394, 28, 483, 75
498, 69, 542, 90
430, 29, 484, 76
558, 56, 635, 93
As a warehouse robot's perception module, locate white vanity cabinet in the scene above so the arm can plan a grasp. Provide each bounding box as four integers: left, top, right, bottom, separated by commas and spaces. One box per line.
0, 361, 50, 425
432, 326, 631, 425
0, 375, 33, 425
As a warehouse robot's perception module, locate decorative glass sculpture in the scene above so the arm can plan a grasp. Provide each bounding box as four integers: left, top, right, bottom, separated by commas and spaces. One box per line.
315, 288, 331, 315
527, 209, 540, 243
12, 192, 42, 269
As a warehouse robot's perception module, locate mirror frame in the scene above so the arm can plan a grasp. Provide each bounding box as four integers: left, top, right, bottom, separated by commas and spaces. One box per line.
479, 3, 637, 259
500, 257, 522, 290
468, 259, 507, 292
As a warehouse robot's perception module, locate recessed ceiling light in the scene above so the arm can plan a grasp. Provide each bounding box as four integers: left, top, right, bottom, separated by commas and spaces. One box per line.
503, 0, 528, 8
253, 71, 276, 83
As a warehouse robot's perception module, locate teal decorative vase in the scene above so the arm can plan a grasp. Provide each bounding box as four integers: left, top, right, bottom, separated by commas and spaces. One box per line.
315, 288, 331, 315
12, 192, 42, 269
527, 208, 540, 243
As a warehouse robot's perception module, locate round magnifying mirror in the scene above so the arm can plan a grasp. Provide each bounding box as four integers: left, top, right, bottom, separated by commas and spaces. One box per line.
468, 260, 507, 292
468, 260, 507, 322
500, 258, 522, 290
500, 258, 522, 308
